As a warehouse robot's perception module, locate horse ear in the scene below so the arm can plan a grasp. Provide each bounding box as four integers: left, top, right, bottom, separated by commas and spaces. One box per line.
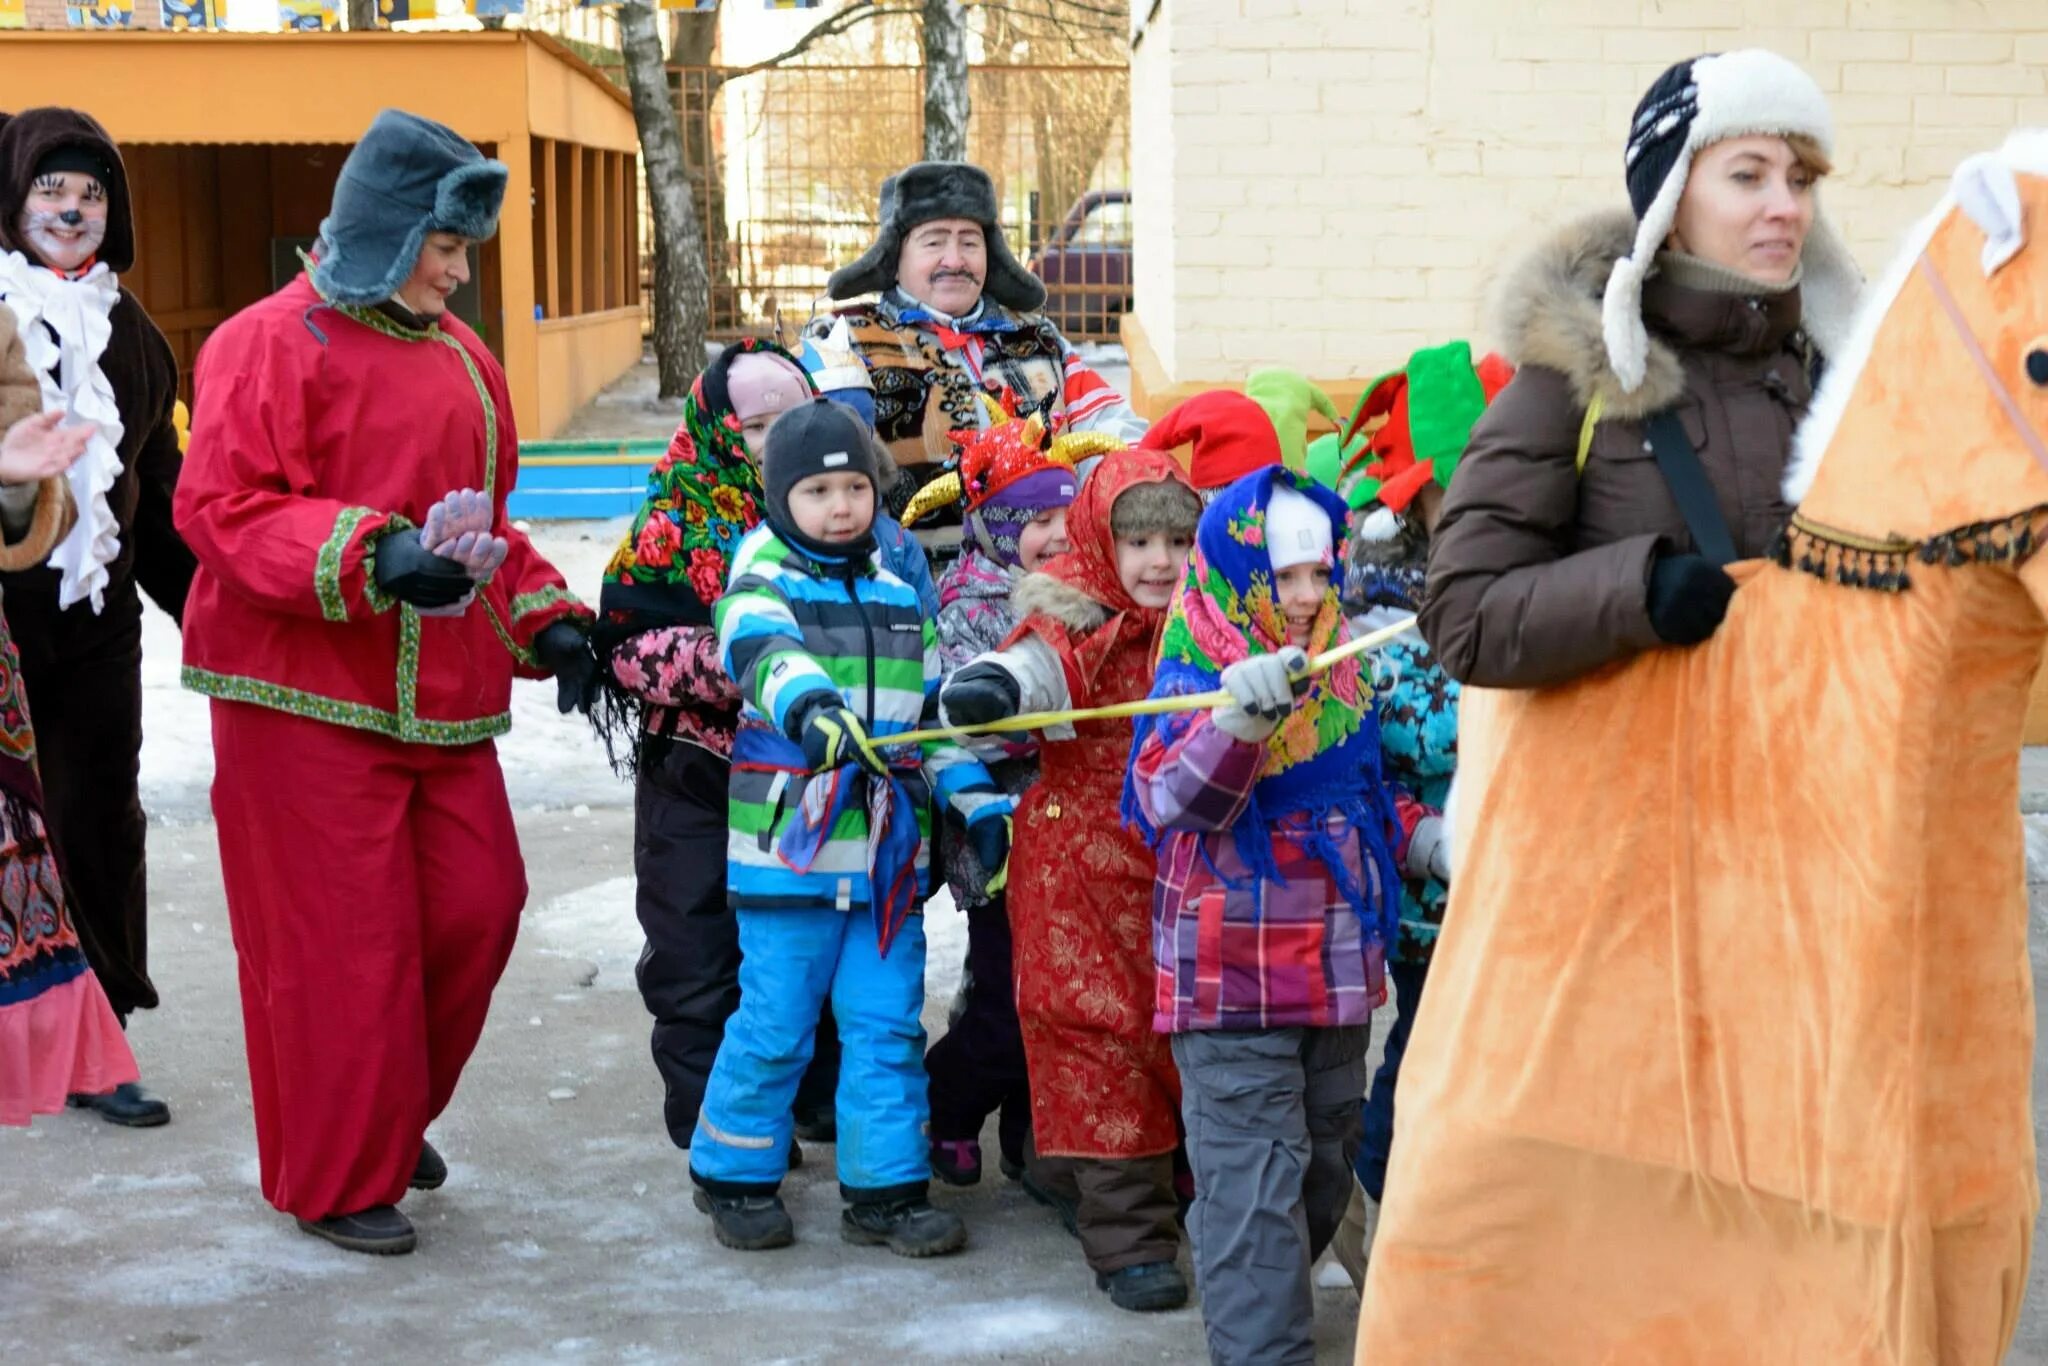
1953, 152, 2026, 276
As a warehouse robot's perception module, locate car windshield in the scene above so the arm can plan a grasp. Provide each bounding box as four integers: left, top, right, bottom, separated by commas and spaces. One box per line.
1070, 198, 1132, 248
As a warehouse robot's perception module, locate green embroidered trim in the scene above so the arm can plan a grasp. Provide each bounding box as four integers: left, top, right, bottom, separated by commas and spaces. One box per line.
359, 514, 417, 616
315, 507, 382, 623
483, 598, 539, 669
508, 584, 585, 621
301, 257, 501, 497
181, 666, 511, 747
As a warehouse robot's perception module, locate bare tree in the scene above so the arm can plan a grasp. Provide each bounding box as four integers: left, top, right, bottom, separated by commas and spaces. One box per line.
922, 0, 970, 161
619, 0, 710, 397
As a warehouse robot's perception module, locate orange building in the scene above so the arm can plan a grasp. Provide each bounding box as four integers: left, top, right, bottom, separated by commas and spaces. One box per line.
0, 29, 643, 438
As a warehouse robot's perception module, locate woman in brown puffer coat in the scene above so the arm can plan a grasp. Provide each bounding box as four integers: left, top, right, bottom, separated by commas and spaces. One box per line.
1422, 50, 1863, 690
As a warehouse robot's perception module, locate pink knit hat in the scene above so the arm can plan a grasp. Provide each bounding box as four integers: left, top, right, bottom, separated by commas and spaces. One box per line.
726, 350, 811, 423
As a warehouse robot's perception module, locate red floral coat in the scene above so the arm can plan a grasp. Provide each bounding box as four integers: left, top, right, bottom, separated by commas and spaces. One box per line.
998, 451, 1193, 1160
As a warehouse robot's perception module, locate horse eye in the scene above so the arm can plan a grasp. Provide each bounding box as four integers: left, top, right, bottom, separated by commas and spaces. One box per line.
2028, 347, 2048, 387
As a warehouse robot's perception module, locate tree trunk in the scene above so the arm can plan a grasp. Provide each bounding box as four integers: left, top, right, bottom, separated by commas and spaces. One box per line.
620, 0, 708, 398
345, 0, 376, 29
921, 0, 970, 161
670, 12, 737, 330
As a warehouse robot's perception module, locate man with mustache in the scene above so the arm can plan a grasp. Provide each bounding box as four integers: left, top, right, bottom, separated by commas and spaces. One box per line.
0, 107, 195, 1129
809, 162, 1144, 534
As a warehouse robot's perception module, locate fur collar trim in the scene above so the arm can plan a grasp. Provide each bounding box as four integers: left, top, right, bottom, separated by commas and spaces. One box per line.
1491, 209, 1690, 421
1011, 570, 1108, 631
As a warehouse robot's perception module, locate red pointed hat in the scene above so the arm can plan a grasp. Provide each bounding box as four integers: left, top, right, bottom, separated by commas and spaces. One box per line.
1138, 389, 1284, 491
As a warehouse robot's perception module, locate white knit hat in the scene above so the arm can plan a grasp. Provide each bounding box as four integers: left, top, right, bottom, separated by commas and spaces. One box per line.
1266, 483, 1333, 572
1603, 49, 1862, 393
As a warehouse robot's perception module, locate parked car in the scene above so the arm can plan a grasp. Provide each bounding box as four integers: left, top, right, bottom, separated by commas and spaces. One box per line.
1029, 189, 1131, 339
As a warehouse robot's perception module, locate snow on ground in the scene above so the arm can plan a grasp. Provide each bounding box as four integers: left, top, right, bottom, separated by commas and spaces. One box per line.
139, 519, 637, 824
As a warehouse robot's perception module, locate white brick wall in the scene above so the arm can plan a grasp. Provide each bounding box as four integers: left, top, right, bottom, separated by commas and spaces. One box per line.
1132, 0, 2048, 386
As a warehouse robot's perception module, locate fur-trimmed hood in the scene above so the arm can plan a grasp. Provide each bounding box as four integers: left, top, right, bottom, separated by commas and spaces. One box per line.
1493, 207, 1860, 422
1491, 209, 1690, 421
1011, 569, 1108, 632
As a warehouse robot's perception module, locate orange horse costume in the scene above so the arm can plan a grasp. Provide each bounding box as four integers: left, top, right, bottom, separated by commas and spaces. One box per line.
1360, 140, 2047, 1363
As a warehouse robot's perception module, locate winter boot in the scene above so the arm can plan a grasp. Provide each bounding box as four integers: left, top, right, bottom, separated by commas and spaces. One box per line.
67, 1081, 170, 1128
1096, 1261, 1189, 1313
296, 1205, 417, 1255
841, 1196, 966, 1258
410, 1139, 448, 1191
792, 1104, 836, 1144
692, 1188, 795, 1251
787, 1138, 804, 1171
930, 1138, 982, 1187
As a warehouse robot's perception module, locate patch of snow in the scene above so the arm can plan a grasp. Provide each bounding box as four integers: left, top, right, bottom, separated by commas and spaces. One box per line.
139, 521, 635, 825
889, 1299, 1079, 1356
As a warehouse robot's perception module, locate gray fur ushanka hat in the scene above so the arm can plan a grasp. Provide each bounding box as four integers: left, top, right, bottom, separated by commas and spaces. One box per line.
827, 161, 1047, 313
312, 109, 508, 307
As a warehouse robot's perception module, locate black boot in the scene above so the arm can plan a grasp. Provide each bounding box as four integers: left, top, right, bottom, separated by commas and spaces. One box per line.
841, 1195, 966, 1258
296, 1205, 417, 1255
67, 1081, 170, 1128
410, 1139, 447, 1191
1096, 1261, 1189, 1312
692, 1188, 794, 1251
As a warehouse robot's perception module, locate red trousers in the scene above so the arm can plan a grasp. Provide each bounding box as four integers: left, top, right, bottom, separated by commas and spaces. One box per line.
209, 702, 526, 1221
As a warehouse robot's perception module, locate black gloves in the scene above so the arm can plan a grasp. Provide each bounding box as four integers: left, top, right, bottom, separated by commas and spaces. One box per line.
939, 661, 1023, 728
789, 693, 890, 777
1646, 553, 1736, 646
534, 620, 599, 716
373, 534, 473, 609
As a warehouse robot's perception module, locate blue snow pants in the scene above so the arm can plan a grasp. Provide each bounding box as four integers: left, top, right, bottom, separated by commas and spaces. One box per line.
689, 906, 929, 1198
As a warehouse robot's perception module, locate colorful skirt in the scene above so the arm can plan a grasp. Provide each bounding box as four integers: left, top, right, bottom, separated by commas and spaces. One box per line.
0, 787, 135, 1125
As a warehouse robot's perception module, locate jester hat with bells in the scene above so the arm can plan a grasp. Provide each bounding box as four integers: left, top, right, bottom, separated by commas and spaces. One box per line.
903, 393, 1113, 567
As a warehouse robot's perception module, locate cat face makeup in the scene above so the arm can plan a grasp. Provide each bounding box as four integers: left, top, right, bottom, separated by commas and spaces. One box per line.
21, 172, 108, 272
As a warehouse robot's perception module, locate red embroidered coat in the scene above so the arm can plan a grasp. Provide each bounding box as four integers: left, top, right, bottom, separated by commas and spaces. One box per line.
996, 452, 1191, 1160
176, 276, 588, 745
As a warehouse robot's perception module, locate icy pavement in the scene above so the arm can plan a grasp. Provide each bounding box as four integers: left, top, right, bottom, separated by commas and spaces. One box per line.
15, 518, 2048, 1363
10, 518, 1371, 1363
0, 809, 1374, 1363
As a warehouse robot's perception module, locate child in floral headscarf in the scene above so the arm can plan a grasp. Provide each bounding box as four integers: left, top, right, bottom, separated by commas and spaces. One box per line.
595, 338, 849, 1158
910, 409, 1097, 1189
1124, 465, 1444, 1366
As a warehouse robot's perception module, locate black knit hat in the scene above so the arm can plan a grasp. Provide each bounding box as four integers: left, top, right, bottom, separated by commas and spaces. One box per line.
1625, 58, 1701, 220
1602, 49, 1855, 395
763, 398, 881, 558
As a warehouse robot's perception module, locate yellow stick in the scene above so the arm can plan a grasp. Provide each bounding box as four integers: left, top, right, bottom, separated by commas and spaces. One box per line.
891, 614, 1420, 750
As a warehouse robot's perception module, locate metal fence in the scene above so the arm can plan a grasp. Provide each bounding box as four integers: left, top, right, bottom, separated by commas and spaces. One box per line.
657, 62, 1131, 343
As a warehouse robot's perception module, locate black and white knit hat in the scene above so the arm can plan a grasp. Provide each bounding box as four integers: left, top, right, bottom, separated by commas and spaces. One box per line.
1605, 49, 1861, 393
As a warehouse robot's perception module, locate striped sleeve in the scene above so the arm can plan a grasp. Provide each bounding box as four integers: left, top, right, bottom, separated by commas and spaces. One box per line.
717, 569, 835, 736
1055, 327, 1148, 443
918, 615, 999, 809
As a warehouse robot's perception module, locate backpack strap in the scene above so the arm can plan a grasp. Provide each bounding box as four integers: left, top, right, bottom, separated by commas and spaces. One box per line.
1643, 409, 1738, 566
1575, 393, 1604, 473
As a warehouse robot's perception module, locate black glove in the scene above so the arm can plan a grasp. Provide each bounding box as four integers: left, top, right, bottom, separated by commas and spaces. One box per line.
1646, 553, 1736, 646
373, 533, 473, 609
534, 620, 599, 716
790, 694, 889, 777
940, 661, 1022, 729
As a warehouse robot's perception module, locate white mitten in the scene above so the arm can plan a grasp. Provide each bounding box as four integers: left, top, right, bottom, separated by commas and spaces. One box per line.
1407, 815, 1452, 884
1211, 648, 1307, 744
